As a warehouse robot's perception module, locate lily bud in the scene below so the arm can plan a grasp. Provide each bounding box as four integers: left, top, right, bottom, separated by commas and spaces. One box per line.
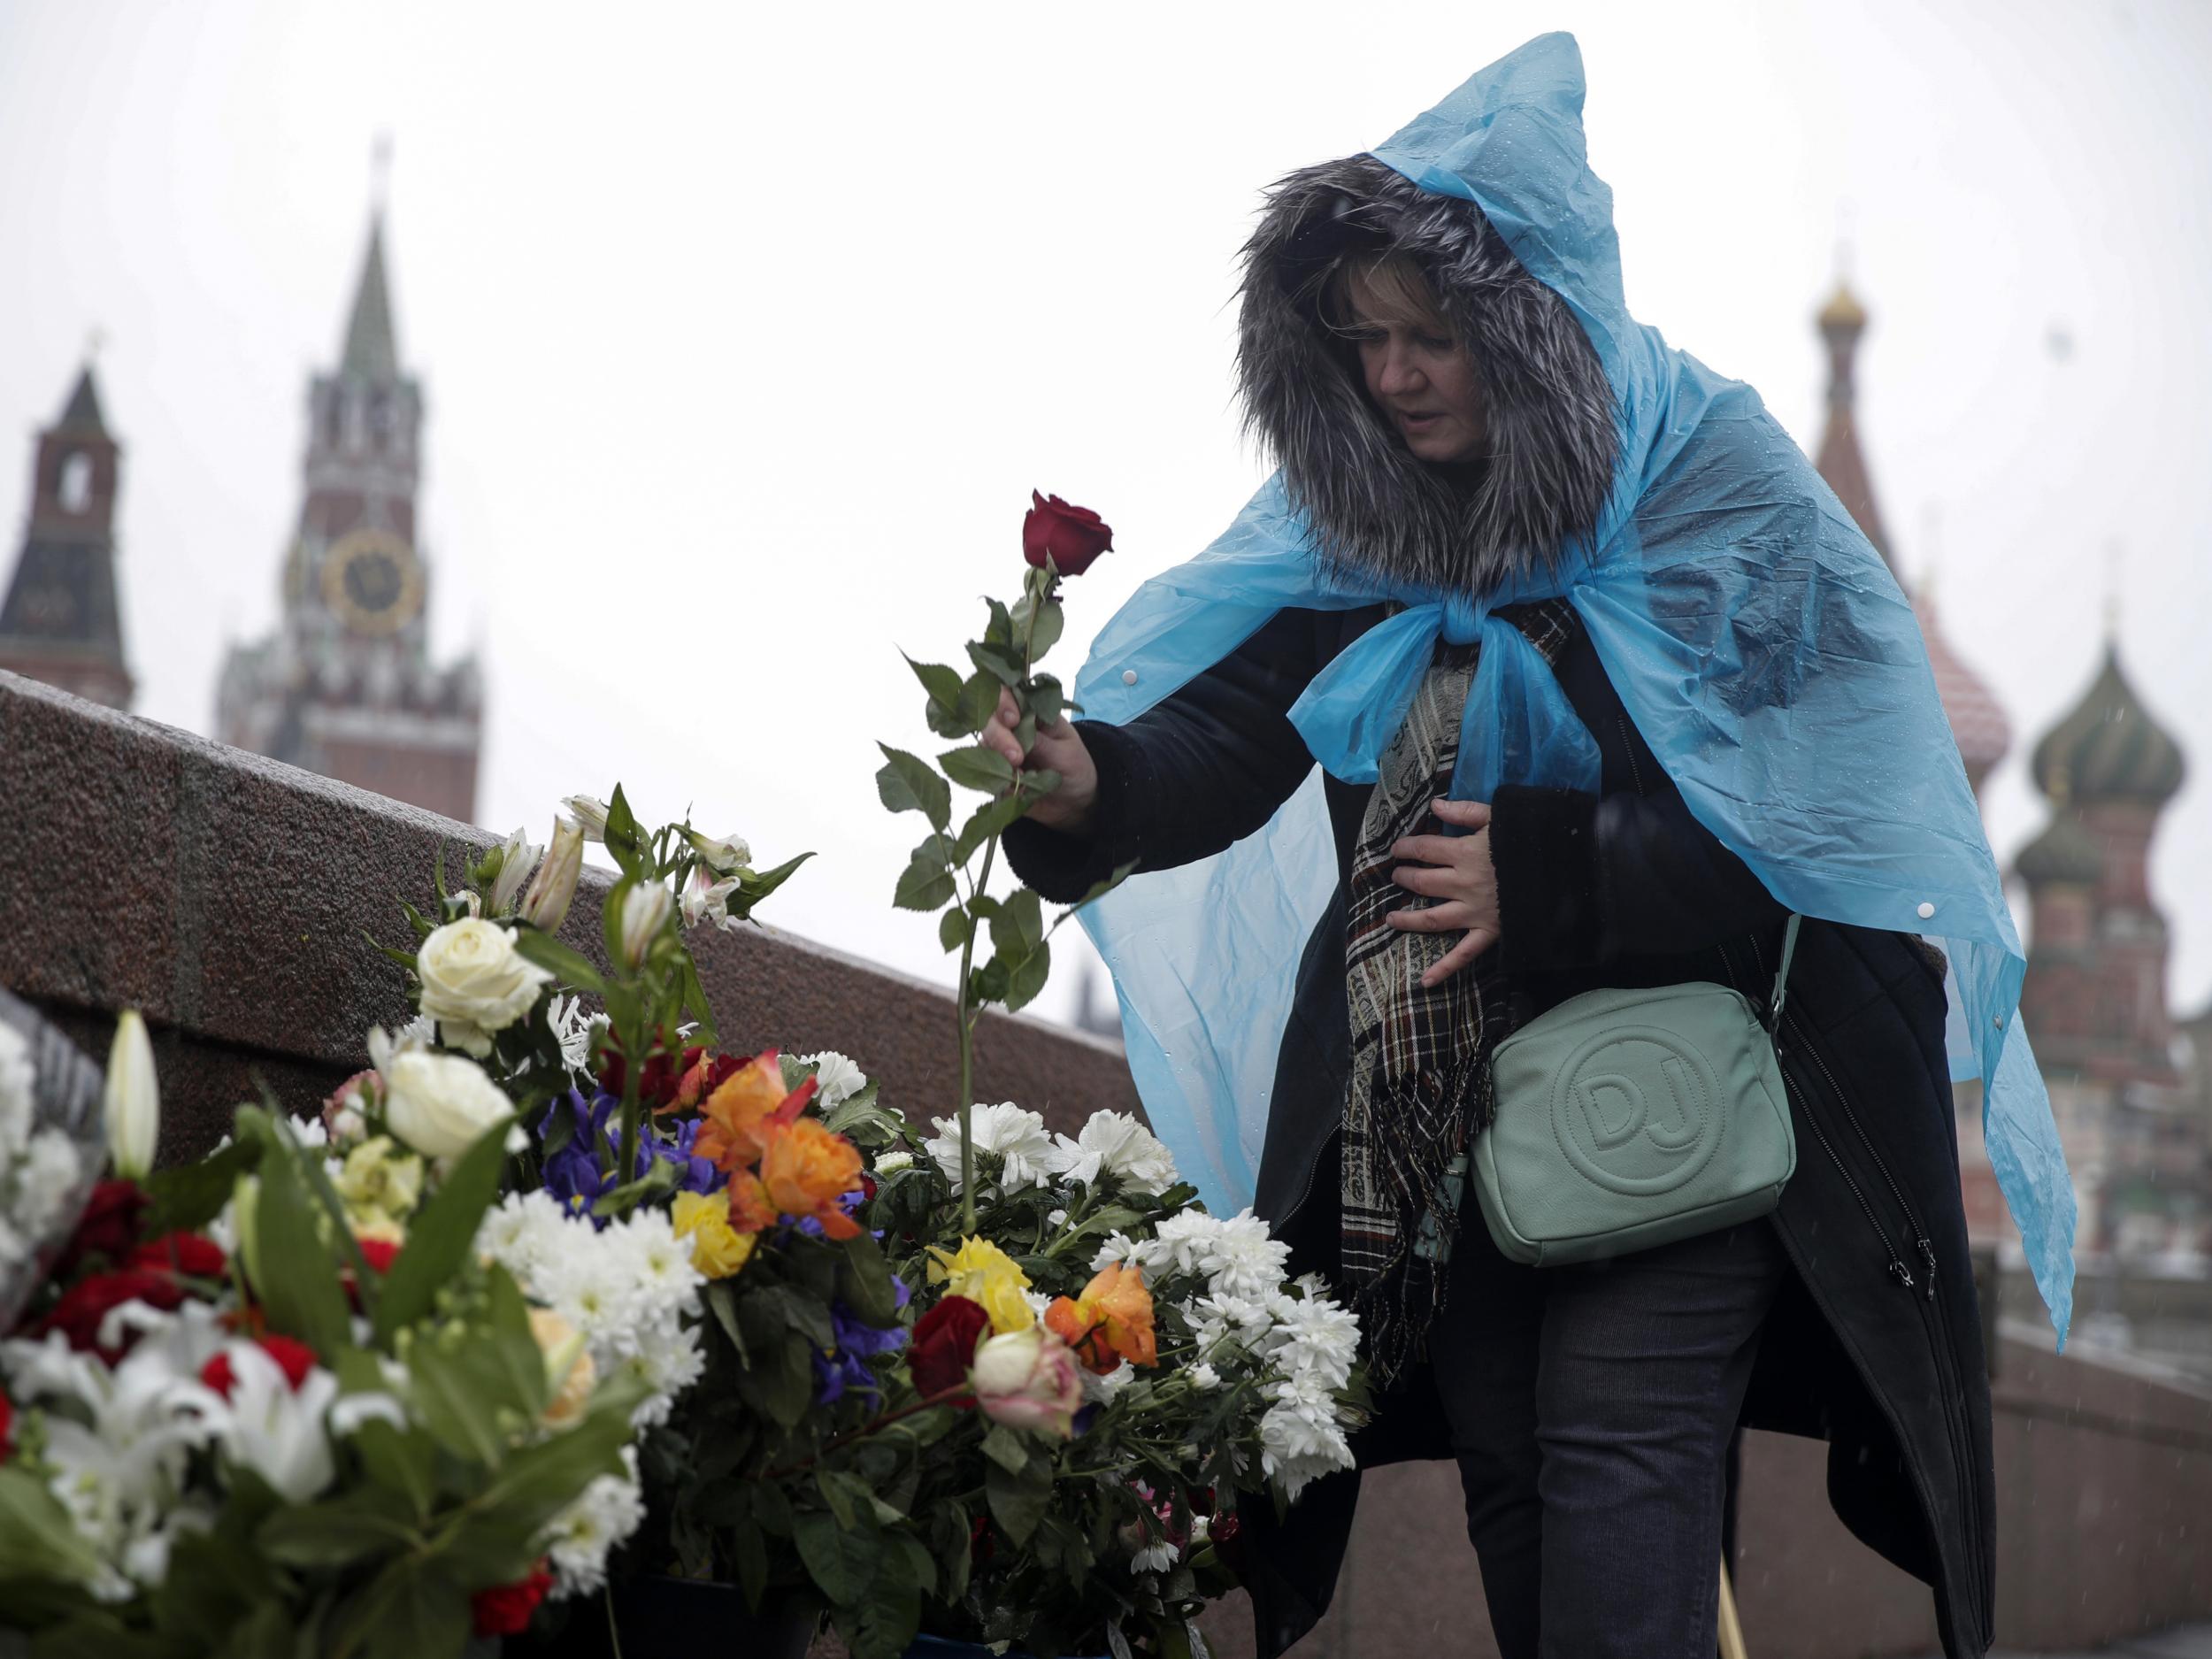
560, 795, 611, 843
521, 817, 586, 933
683, 828, 752, 875
488, 827, 543, 918
618, 882, 673, 970
104, 1010, 159, 1180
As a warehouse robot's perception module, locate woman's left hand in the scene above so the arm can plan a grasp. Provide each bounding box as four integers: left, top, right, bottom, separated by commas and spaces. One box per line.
1388, 797, 1501, 988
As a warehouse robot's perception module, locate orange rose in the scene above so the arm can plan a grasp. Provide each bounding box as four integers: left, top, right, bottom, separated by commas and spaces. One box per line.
726, 1171, 779, 1236
757, 1118, 864, 1241
1042, 1261, 1156, 1375
695, 1050, 817, 1171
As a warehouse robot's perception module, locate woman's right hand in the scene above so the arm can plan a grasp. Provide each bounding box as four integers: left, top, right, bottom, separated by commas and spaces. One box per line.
981, 689, 1099, 834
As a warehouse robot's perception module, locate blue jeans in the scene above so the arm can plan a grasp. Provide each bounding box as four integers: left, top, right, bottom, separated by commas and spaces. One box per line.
1425, 1220, 1788, 1659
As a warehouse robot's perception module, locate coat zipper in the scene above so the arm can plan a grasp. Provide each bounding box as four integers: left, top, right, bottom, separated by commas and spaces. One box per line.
1737, 933, 1989, 1635
1717, 939, 1916, 1293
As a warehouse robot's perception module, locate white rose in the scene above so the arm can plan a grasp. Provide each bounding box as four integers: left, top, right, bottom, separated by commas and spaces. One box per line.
383, 1050, 521, 1161
415, 920, 551, 1057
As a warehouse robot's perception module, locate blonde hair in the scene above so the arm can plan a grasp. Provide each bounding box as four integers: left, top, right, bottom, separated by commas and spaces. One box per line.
1322, 253, 1453, 340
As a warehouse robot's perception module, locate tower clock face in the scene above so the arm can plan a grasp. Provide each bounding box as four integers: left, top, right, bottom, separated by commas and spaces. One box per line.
321, 529, 425, 637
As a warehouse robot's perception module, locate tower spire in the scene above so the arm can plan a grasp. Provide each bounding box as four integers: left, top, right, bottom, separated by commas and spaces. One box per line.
1811, 256, 1893, 571
341, 202, 400, 381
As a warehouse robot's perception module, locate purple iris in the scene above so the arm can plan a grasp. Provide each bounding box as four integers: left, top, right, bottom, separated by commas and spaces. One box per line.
810, 1279, 911, 1406
649, 1115, 724, 1195
537, 1090, 726, 1227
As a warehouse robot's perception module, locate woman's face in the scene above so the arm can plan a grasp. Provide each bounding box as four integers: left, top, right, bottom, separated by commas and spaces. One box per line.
1343, 268, 1488, 466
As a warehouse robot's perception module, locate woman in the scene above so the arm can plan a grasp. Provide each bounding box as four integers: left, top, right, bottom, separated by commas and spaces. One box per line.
989, 34, 2070, 1659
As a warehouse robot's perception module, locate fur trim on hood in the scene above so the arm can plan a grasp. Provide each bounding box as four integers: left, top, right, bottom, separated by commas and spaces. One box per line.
1236, 154, 1618, 598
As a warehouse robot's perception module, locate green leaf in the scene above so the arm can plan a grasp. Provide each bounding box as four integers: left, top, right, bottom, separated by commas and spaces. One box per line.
0, 1463, 103, 1588
956, 670, 1002, 733
984, 597, 1015, 647
938, 745, 1016, 794
894, 856, 957, 914
851, 1567, 921, 1659
1028, 673, 1067, 729
603, 783, 645, 867
937, 907, 972, 953
730, 850, 814, 920
404, 1340, 507, 1465
989, 888, 1044, 958
347, 1562, 472, 1659
704, 1280, 748, 1361
985, 1449, 1053, 1547
1012, 594, 1065, 662
966, 640, 1027, 687
874, 744, 952, 833
1005, 939, 1052, 1015
144, 1138, 261, 1236
251, 1139, 349, 1360
834, 1229, 900, 1328
509, 929, 609, 996
979, 1422, 1032, 1475
373, 1117, 515, 1344
350, 1417, 436, 1520
481, 1265, 553, 1418
967, 956, 1010, 1006
903, 653, 965, 716
794, 1510, 880, 1607
589, 1151, 682, 1218
952, 792, 1029, 864
254, 1498, 420, 1571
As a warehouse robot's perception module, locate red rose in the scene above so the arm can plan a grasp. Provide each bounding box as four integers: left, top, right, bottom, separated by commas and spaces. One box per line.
199, 1333, 319, 1399
910, 1294, 991, 1402
38, 1268, 185, 1356
674, 1051, 742, 1112
0, 1392, 13, 1462
471, 1566, 555, 1637
1022, 491, 1114, 577
600, 1031, 704, 1111
1210, 1509, 1247, 1579
129, 1233, 227, 1279
56, 1179, 150, 1275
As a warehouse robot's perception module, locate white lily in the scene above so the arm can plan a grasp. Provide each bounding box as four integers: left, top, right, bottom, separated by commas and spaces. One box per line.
187, 1342, 340, 1505
561, 794, 611, 842
488, 826, 544, 917
104, 1010, 159, 1180
618, 883, 673, 969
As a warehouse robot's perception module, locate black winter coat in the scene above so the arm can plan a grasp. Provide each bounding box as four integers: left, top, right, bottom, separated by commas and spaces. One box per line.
1004, 603, 1996, 1659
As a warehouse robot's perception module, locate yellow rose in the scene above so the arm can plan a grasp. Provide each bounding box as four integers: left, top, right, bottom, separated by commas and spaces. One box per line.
672, 1190, 756, 1279
926, 1236, 1034, 1333
527, 1307, 595, 1427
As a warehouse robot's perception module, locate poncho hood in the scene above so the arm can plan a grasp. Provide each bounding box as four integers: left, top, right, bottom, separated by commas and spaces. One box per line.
1236, 155, 1618, 597
1068, 32, 2077, 1342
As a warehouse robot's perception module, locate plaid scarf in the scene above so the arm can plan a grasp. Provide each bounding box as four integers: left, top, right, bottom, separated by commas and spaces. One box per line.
1340, 599, 1580, 1382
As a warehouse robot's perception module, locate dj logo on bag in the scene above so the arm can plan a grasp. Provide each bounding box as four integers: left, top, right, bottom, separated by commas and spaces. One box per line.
1550, 1025, 1727, 1196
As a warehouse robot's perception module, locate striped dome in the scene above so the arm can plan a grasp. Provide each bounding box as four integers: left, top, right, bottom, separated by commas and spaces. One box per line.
1915, 588, 2011, 783
2030, 644, 2185, 807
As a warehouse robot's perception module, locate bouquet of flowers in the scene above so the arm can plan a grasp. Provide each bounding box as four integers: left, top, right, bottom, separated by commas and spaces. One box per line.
0, 1009, 674, 1655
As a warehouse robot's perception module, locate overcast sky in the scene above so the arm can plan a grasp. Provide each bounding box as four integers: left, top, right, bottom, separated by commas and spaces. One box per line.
3, 0, 2208, 1033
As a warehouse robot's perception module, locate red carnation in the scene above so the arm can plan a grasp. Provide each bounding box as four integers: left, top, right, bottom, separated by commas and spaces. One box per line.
471, 1565, 555, 1637
55, 1179, 150, 1275
910, 1294, 991, 1403
1022, 491, 1114, 578
129, 1233, 227, 1279
38, 1268, 186, 1356
199, 1333, 319, 1399
357, 1237, 400, 1275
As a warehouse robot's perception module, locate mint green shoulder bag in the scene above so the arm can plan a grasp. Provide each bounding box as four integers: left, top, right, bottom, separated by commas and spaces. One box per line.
1468, 915, 1801, 1266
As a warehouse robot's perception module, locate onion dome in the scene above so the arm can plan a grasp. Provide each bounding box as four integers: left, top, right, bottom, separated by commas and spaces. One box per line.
2015, 810, 2102, 887
1817, 279, 1868, 332
2030, 643, 2185, 807
1914, 586, 2010, 792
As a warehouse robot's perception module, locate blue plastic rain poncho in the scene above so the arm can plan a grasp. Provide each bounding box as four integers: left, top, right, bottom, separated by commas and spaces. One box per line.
1071, 33, 2074, 1340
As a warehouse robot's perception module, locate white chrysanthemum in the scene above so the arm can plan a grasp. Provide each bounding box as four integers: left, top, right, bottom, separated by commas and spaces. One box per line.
552, 1251, 638, 1356
0, 1021, 35, 1152
799, 1051, 867, 1108
477, 1190, 570, 1285
614, 1325, 706, 1427
611, 1210, 704, 1310
1089, 1230, 1164, 1276
1145, 1210, 1225, 1279
13, 1128, 85, 1241
1264, 1295, 1360, 1394
1079, 1359, 1139, 1405
1188, 1290, 1275, 1361
1048, 1110, 1178, 1193
872, 1150, 915, 1177
1187, 1362, 1222, 1392
0, 1215, 28, 1272
924, 1102, 1057, 1192
544, 1451, 647, 1599
1258, 1391, 1356, 1502
1202, 1210, 1293, 1300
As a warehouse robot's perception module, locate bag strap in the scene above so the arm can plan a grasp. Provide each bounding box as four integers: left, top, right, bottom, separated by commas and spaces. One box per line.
1766, 914, 1803, 1033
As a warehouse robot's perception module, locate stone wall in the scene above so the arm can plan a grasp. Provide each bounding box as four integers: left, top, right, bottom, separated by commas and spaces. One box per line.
5, 665, 2208, 1656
